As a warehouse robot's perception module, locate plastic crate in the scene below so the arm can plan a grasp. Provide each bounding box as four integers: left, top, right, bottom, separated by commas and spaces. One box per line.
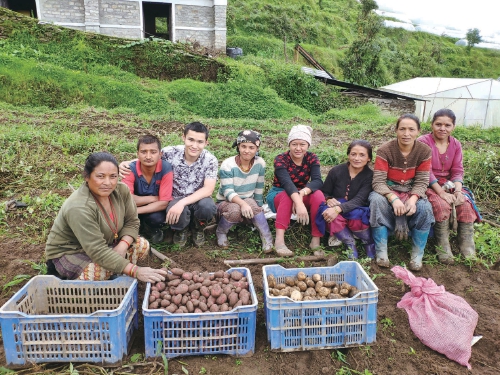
263, 262, 378, 352
143, 267, 257, 358
0, 275, 138, 367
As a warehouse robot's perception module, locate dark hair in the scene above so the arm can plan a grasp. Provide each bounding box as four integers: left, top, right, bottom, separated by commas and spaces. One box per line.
137, 134, 161, 151
347, 139, 373, 161
431, 108, 456, 125
83, 152, 118, 178
396, 113, 421, 130
183, 122, 209, 139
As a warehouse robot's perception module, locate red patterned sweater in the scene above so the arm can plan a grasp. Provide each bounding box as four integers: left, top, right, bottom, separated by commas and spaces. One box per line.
372, 139, 431, 198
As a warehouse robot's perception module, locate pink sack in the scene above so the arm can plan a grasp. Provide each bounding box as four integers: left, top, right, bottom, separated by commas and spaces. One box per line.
391, 266, 478, 369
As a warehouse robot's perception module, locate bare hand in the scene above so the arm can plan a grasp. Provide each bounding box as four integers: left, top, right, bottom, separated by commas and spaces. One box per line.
240, 202, 254, 219
322, 207, 339, 223
166, 202, 184, 225
392, 199, 406, 216
327, 198, 340, 207
404, 199, 417, 216
439, 191, 456, 205
113, 242, 129, 258
294, 202, 309, 225
136, 267, 168, 283
119, 161, 131, 178
454, 191, 465, 206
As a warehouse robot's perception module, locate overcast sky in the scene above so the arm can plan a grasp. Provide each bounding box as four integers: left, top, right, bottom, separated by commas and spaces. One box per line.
375, 0, 499, 38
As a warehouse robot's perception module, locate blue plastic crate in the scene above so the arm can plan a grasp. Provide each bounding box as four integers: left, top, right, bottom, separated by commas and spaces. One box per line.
0, 275, 138, 367
263, 262, 378, 352
143, 267, 257, 358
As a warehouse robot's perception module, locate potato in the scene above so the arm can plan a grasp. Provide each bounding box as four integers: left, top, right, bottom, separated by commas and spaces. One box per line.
191, 299, 199, 307
199, 302, 208, 312
191, 290, 200, 299
220, 303, 229, 312
318, 287, 330, 297
151, 286, 158, 292
303, 296, 313, 301
339, 288, 349, 296
297, 271, 307, 281
267, 275, 276, 288
323, 281, 336, 288
211, 284, 223, 298
149, 295, 156, 303
235, 287, 242, 294
290, 290, 302, 301
312, 274, 322, 282
199, 295, 207, 304
160, 299, 170, 308
271, 288, 281, 296
207, 296, 215, 307
166, 274, 180, 281
285, 277, 295, 287
296, 281, 307, 292
175, 309, 183, 314
200, 286, 210, 298
332, 286, 339, 294
348, 287, 359, 298
228, 292, 239, 306
174, 284, 189, 295
223, 285, 233, 296
213, 270, 224, 279
156, 282, 166, 291
315, 281, 324, 291
279, 289, 290, 297
216, 293, 228, 305
230, 270, 244, 281
149, 301, 159, 309
305, 287, 316, 296
179, 306, 188, 313
210, 304, 220, 312
202, 279, 212, 287
234, 300, 243, 308
170, 268, 185, 276
275, 283, 286, 290
182, 272, 193, 281
151, 290, 160, 299
186, 300, 194, 313
194, 308, 203, 314
240, 293, 250, 305
166, 304, 177, 313
306, 279, 315, 288
172, 294, 182, 306
188, 283, 202, 293
341, 282, 352, 291
181, 295, 189, 305
168, 279, 181, 287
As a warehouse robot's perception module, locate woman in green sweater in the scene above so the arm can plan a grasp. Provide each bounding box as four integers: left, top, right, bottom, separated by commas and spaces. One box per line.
45, 152, 167, 282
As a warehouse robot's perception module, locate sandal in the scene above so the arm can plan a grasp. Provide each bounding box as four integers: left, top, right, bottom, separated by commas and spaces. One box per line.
275, 244, 293, 257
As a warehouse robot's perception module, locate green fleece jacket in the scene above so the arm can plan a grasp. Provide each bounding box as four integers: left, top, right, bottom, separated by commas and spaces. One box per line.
45, 182, 139, 274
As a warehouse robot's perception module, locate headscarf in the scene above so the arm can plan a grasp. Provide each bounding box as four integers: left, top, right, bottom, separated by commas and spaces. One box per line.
232, 130, 262, 148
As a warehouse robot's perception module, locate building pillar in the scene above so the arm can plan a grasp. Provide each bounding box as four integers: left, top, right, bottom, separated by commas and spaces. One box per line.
213, 3, 226, 51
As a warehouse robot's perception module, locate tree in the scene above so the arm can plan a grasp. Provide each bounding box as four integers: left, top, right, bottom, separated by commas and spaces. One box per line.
340, 0, 388, 87
466, 28, 482, 52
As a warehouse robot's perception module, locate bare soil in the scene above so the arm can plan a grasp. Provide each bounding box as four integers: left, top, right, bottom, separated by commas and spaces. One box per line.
1, 231, 500, 375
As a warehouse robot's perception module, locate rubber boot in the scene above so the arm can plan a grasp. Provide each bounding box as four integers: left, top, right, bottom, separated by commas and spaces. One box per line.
353, 228, 376, 259
409, 228, 429, 271
457, 222, 476, 259
216, 216, 236, 249
433, 220, 454, 265
334, 227, 359, 259
372, 226, 389, 267
192, 220, 206, 247
251, 212, 274, 253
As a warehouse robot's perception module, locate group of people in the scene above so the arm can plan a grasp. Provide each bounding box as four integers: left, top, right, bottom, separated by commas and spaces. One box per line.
44, 109, 480, 282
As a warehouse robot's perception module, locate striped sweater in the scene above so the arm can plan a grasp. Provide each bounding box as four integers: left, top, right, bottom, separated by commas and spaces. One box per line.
372, 139, 431, 198
216, 156, 266, 206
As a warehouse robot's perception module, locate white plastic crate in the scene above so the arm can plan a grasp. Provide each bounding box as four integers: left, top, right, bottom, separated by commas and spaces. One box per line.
0, 275, 138, 367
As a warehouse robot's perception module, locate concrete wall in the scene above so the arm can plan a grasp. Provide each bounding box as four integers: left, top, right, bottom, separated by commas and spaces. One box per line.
37, 0, 226, 50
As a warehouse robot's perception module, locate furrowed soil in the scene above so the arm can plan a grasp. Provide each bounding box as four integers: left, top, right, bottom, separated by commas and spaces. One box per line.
1, 232, 500, 375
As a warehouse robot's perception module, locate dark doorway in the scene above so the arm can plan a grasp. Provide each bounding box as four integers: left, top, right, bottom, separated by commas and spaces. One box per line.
143, 2, 172, 40
8, 0, 37, 18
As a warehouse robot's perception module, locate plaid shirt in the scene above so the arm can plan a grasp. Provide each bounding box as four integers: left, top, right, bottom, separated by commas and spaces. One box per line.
161, 145, 218, 199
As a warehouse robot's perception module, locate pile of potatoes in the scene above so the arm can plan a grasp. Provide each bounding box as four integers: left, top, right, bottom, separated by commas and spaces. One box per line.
267, 271, 359, 301
148, 268, 252, 313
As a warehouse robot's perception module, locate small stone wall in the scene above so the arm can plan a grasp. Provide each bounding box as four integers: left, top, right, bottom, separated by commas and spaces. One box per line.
99, 0, 140, 26
175, 4, 214, 28
41, 0, 85, 23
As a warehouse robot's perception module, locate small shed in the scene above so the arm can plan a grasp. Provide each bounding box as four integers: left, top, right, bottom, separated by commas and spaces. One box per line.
382, 77, 500, 127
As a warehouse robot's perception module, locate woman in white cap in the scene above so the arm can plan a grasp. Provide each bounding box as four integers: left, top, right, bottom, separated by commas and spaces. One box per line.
215, 130, 273, 252
266, 125, 324, 256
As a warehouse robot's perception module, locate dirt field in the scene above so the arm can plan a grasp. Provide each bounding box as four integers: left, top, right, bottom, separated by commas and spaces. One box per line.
1, 229, 500, 375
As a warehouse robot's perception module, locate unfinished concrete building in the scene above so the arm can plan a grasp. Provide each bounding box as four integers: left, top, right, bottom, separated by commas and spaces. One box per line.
1, 0, 227, 50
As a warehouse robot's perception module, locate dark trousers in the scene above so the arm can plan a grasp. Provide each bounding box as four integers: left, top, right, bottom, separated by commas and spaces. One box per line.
166, 197, 217, 231
139, 210, 166, 230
